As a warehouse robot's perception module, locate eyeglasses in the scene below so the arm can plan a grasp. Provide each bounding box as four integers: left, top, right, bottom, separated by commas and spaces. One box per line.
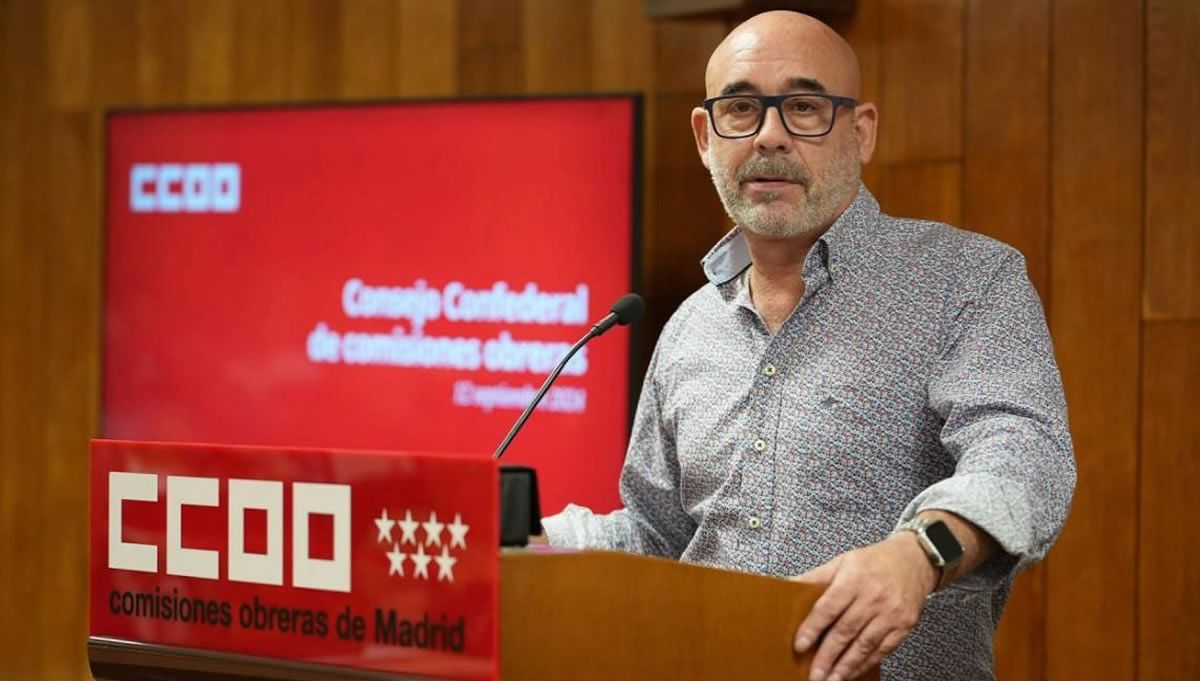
703, 93, 858, 139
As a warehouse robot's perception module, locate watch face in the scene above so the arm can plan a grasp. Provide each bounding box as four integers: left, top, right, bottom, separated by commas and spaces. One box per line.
926, 521, 965, 563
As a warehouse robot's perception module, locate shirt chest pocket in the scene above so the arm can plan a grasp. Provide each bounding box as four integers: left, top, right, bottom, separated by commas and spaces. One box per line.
789, 381, 928, 514
812, 380, 921, 447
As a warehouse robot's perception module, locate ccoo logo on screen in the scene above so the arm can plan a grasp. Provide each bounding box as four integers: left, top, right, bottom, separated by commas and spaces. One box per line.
130, 162, 241, 213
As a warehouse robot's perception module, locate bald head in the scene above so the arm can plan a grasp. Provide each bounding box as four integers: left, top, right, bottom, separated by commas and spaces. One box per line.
691, 10, 876, 241
705, 11, 861, 100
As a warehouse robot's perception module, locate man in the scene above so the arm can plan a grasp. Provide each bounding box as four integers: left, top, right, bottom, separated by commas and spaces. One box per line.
542, 10, 1075, 681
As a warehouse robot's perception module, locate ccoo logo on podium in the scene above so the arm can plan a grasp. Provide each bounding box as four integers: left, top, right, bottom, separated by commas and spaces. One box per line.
108, 473, 476, 593
108, 472, 351, 592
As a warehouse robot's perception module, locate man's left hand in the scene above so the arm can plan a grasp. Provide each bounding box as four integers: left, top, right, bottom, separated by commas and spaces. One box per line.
789, 532, 937, 681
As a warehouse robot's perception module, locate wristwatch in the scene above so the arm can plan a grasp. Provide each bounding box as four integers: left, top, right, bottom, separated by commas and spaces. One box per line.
898, 517, 964, 592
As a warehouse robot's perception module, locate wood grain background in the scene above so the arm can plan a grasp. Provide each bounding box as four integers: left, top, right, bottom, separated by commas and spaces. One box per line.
1, 1, 1196, 679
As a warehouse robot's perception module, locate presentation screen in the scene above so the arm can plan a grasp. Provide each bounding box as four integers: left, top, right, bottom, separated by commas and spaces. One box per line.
104, 96, 639, 513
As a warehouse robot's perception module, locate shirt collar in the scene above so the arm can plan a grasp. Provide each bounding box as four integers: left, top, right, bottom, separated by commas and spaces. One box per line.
700, 183, 882, 287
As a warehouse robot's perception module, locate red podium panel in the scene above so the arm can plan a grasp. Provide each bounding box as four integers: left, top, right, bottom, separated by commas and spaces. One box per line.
90, 439, 499, 681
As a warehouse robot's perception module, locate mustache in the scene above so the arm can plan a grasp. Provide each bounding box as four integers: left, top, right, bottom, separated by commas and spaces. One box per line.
734, 157, 809, 185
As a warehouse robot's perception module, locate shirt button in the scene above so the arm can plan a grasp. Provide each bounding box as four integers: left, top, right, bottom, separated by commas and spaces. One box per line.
830, 263, 841, 275
763, 363, 777, 377
748, 516, 762, 529
753, 439, 767, 452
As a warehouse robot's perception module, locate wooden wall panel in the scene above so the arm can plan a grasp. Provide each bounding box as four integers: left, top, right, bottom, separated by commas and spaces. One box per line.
590, 0, 653, 92
1046, 1, 1144, 679
995, 564, 1047, 681
338, 0, 394, 98
45, 0, 91, 109
394, 0, 457, 96
1144, 0, 1200, 321
876, 0, 962, 164
1139, 321, 1200, 681
135, 0, 187, 104
288, 0, 342, 100
0, 1, 20, 673
183, 0, 234, 104
963, 0, 1049, 296
592, 0, 656, 363
876, 160, 960, 225
647, 90, 726, 278
1, 1, 55, 674
40, 109, 96, 680
1139, 6, 1200, 672
91, 0, 138, 107
522, 0, 591, 93
457, 0, 522, 94
644, 19, 728, 344
873, 0, 962, 229
232, 0, 288, 102
652, 18, 725, 95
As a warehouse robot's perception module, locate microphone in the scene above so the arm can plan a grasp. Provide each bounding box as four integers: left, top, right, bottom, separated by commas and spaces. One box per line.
493, 293, 645, 460
590, 293, 646, 337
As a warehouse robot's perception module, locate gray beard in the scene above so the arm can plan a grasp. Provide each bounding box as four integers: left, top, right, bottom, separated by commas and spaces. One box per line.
706, 144, 861, 239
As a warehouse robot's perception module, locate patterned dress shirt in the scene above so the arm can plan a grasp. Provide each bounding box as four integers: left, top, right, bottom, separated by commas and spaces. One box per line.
542, 184, 1075, 680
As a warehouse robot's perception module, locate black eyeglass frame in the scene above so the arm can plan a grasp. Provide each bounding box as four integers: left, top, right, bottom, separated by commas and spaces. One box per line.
702, 93, 859, 139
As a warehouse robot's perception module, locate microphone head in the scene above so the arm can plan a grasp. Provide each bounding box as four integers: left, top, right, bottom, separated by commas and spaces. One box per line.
610, 293, 645, 326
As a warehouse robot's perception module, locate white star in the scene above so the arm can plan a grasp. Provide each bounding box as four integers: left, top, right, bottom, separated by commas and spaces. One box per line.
374, 508, 395, 543
422, 511, 445, 547
410, 543, 432, 580
397, 509, 419, 546
386, 542, 407, 577
434, 545, 458, 582
447, 513, 469, 550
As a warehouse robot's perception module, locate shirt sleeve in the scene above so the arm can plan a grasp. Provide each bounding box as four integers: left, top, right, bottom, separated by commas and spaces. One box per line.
905, 248, 1076, 586
541, 338, 698, 558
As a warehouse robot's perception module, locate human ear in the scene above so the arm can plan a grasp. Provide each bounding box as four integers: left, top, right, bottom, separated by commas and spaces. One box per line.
852, 103, 878, 165
691, 107, 711, 168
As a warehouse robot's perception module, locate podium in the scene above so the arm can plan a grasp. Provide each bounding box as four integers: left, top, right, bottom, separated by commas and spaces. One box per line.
89, 440, 878, 681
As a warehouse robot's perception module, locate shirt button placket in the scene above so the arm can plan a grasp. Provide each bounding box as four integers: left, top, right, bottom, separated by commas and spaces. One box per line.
750, 361, 775, 562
